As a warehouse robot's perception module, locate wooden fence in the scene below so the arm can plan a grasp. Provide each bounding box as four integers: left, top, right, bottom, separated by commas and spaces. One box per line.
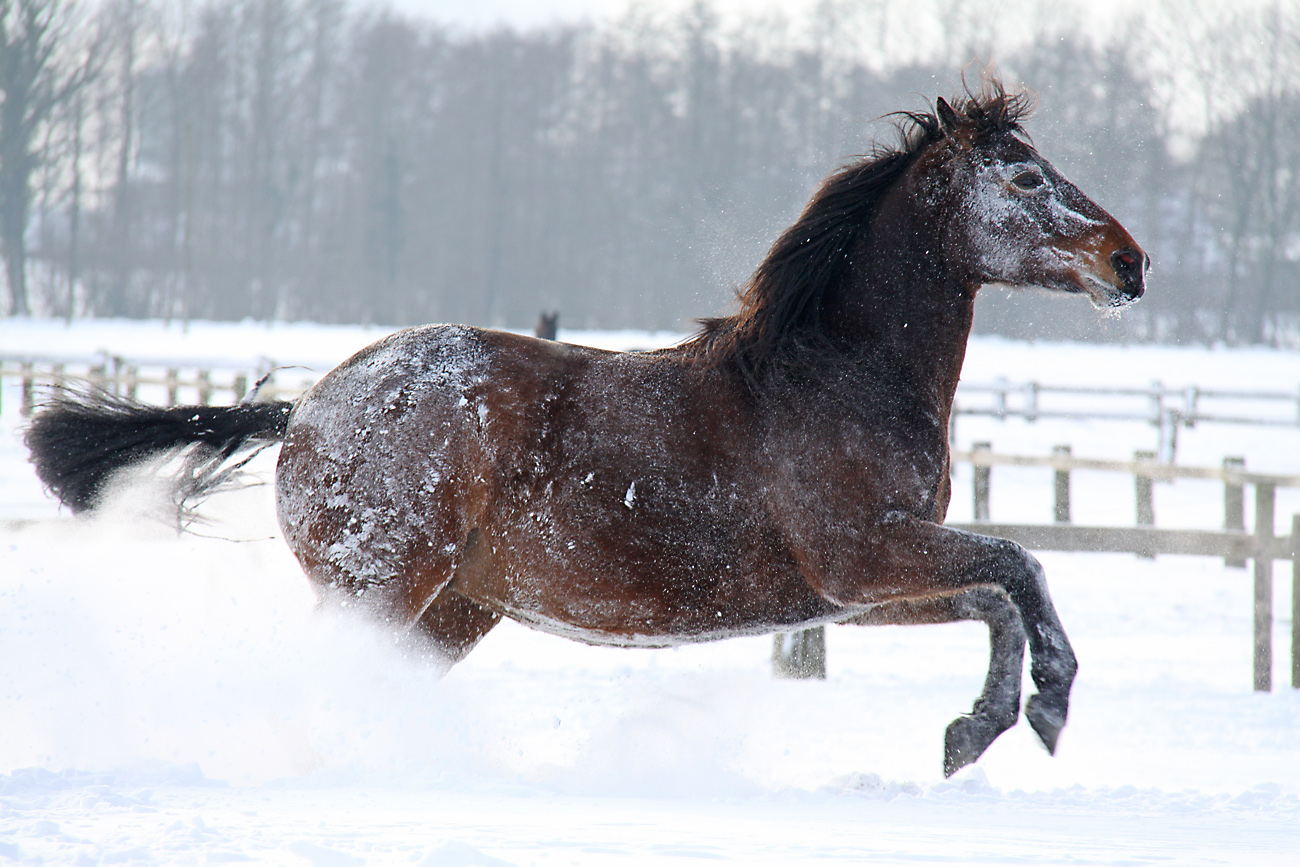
953, 379, 1300, 462
0, 352, 316, 415
4, 353, 1299, 440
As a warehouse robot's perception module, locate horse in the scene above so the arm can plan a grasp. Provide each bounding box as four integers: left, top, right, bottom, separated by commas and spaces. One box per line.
24, 81, 1147, 777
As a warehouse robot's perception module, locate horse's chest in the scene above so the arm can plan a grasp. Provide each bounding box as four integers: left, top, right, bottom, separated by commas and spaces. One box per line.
767, 418, 948, 522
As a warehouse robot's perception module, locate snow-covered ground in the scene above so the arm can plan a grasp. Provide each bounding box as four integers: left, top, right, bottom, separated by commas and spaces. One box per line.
2, 318, 1300, 865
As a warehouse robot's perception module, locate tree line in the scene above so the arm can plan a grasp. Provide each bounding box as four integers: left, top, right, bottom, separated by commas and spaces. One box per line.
2, 0, 1298, 344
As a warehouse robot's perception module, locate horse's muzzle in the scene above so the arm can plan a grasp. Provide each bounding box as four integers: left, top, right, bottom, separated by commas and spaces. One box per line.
1111, 247, 1148, 301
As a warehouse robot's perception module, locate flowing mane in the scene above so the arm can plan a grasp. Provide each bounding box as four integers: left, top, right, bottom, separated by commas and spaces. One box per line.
683, 81, 1035, 380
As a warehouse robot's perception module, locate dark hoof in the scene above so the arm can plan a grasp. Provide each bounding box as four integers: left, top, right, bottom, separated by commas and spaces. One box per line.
1025, 693, 1068, 755
943, 715, 1002, 778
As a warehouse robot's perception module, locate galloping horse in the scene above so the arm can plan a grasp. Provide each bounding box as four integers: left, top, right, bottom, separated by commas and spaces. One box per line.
26, 82, 1147, 776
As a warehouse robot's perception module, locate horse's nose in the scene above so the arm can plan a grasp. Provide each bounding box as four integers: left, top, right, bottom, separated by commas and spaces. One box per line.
1111, 247, 1147, 299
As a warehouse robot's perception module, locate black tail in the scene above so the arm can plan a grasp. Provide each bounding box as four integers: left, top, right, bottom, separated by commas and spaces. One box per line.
24, 389, 293, 514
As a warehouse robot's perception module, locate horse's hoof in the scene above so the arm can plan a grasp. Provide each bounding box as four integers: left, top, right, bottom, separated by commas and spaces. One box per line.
943, 715, 995, 778
1025, 693, 1067, 754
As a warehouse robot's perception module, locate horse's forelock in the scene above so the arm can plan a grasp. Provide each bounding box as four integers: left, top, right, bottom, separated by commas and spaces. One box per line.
949, 80, 1035, 141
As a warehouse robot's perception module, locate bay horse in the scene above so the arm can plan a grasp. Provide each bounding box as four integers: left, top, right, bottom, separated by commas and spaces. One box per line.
25, 81, 1147, 777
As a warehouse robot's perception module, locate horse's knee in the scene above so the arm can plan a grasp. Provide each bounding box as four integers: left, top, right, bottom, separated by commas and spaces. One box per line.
952, 584, 1018, 623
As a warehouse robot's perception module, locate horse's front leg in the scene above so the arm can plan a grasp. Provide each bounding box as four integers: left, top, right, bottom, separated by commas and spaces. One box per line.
814, 514, 1077, 769
845, 587, 1026, 776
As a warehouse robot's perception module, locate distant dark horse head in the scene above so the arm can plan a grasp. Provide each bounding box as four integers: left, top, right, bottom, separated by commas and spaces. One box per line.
535, 311, 559, 341
25, 79, 1145, 777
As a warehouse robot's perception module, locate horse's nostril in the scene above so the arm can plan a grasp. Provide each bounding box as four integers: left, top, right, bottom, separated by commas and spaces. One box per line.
1111, 248, 1144, 285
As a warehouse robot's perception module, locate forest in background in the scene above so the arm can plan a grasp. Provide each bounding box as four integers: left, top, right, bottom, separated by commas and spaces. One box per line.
1, 0, 1298, 344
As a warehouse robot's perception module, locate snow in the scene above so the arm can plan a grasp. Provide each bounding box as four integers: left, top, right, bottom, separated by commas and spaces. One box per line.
3, 318, 1300, 864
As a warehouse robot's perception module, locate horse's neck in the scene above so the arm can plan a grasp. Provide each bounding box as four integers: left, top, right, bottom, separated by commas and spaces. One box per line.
827, 219, 978, 415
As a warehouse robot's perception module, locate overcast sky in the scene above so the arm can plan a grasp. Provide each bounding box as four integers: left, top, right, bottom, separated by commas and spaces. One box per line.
385, 1, 735, 31
382, 0, 1144, 35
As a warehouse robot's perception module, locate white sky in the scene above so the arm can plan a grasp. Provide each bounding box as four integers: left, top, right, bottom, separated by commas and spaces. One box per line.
385, 0, 631, 30
382, 0, 1135, 35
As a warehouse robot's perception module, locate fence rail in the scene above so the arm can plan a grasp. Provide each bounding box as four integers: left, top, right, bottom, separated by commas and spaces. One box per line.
0, 352, 317, 414
945, 522, 1294, 561
955, 379, 1300, 461
5, 353, 1299, 443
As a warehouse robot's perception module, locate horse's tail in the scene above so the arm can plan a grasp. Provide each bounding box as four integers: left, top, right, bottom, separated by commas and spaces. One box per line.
24, 389, 293, 515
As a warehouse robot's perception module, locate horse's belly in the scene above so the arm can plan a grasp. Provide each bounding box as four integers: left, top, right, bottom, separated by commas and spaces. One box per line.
453, 522, 842, 645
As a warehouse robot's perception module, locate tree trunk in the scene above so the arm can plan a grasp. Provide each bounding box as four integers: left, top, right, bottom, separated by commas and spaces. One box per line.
1, 151, 32, 315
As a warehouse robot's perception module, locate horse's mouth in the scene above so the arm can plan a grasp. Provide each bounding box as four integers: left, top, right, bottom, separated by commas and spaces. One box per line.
1080, 274, 1142, 309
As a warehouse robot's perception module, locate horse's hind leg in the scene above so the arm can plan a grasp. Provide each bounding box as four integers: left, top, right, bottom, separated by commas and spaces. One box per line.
296, 542, 500, 673
847, 587, 1026, 776
411, 590, 502, 672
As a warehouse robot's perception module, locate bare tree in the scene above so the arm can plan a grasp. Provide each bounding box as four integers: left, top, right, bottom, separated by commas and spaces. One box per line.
0, 0, 91, 315
9, 0, 1293, 345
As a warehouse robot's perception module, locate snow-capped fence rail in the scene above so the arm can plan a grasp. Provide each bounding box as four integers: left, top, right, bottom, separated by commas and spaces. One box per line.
0, 352, 317, 415
953, 379, 1300, 461
6, 354, 1300, 452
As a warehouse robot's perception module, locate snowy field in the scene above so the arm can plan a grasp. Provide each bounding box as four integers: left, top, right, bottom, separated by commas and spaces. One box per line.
3, 318, 1300, 865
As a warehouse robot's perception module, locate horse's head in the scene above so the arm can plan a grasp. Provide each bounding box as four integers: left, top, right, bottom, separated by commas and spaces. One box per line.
687, 81, 1149, 380
922, 88, 1148, 308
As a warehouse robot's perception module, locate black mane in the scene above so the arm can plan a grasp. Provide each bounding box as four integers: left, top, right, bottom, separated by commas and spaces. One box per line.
684, 80, 1033, 380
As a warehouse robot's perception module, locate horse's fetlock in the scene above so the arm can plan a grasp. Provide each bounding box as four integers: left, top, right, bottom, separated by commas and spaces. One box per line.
1030, 652, 1077, 695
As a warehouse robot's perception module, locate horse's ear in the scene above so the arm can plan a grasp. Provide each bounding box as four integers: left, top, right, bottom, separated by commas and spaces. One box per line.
936, 97, 961, 137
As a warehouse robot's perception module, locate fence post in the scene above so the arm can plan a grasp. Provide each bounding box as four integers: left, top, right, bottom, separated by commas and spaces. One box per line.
1254, 483, 1276, 692
89, 359, 106, 393
125, 366, 139, 402
1053, 444, 1072, 524
20, 362, 35, 416
772, 627, 826, 679
111, 355, 125, 395
166, 368, 180, 405
233, 374, 249, 402
973, 441, 991, 522
197, 370, 212, 406
1292, 514, 1300, 690
1135, 450, 1156, 558
1161, 409, 1181, 463
51, 363, 65, 402
1225, 457, 1246, 568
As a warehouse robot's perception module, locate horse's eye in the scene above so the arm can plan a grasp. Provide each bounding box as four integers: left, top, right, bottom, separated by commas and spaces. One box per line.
1012, 170, 1045, 190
